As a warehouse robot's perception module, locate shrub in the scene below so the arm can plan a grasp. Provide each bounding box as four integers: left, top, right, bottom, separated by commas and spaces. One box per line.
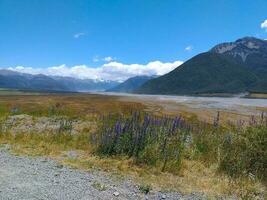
219, 125, 267, 181
139, 184, 152, 194
191, 127, 224, 164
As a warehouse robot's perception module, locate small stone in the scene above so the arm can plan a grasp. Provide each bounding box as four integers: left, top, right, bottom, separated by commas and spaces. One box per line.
113, 191, 120, 197
161, 194, 166, 199
41, 158, 47, 162
66, 151, 78, 159
56, 164, 63, 169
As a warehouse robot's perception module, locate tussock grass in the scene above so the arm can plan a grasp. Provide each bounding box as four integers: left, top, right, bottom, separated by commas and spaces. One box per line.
0, 132, 92, 156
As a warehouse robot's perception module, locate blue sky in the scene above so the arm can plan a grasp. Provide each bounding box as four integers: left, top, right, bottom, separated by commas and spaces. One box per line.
0, 0, 267, 80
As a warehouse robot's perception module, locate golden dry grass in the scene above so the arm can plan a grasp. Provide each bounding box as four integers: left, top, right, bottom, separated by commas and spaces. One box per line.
247, 93, 267, 99
0, 93, 146, 118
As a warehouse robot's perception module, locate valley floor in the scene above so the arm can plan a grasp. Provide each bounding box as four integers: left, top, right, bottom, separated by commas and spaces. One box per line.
0, 92, 265, 200
113, 92, 267, 123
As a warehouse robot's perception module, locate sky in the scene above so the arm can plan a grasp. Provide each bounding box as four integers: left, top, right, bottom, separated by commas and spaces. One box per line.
0, 0, 267, 81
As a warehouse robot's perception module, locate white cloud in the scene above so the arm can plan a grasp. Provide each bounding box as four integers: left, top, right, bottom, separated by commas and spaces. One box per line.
73, 32, 86, 39
261, 19, 267, 31
103, 56, 115, 62
93, 56, 116, 62
5, 60, 183, 82
92, 56, 100, 62
185, 45, 193, 51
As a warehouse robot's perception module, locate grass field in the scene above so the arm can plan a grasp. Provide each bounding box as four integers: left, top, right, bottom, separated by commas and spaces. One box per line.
0, 91, 266, 199
0, 93, 145, 117
0, 88, 41, 95
247, 93, 267, 99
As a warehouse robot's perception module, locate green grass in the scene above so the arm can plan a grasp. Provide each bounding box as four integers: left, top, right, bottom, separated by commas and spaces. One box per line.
91, 181, 108, 191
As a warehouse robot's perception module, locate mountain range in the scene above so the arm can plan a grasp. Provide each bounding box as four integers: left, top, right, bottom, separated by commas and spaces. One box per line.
136, 37, 267, 94
1, 37, 266, 95
0, 70, 119, 92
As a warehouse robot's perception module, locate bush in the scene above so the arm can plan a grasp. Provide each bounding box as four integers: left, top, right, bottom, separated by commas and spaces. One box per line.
191, 127, 224, 164
139, 184, 152, 194
219, 125, 267, 180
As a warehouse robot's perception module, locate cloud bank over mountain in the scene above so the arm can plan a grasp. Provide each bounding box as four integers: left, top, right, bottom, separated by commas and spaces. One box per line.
261, 19, 267, 31
5, 60, 183, 81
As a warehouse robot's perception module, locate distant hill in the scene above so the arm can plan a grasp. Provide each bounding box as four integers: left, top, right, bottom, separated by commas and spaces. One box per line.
136, 37, 267, 95
107, 76, 155, 93
53, 76, 119, 92
0, 70, 119, 92
0, 70, 68, 91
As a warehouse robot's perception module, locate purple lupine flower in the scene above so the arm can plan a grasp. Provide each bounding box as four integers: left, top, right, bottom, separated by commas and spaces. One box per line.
114, 121, 122, 135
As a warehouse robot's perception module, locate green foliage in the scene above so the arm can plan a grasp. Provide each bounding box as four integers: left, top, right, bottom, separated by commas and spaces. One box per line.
191, 128, 223, 163
139, 184, 152, 194
219, 126, 267, 181
136, 52, 265, 94
0, 104, 9, 117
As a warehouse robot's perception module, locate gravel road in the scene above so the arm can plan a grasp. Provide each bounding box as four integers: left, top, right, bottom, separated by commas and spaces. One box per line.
0, 145, 203, 200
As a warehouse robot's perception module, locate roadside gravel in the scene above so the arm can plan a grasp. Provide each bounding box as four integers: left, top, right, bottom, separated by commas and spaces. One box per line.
0, 145, 204, 200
